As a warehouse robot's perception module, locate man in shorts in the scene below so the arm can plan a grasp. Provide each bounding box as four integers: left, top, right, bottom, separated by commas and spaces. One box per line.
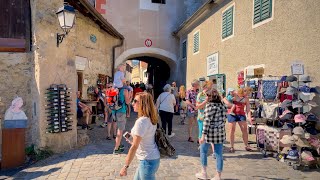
185, 79, 200, 142
112, 85, 130, 154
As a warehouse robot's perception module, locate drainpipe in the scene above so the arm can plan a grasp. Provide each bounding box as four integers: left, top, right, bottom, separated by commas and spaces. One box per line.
112, 38, 124, 80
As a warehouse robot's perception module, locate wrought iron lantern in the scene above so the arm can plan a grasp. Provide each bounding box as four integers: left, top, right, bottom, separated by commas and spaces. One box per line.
56, 4, 75, 47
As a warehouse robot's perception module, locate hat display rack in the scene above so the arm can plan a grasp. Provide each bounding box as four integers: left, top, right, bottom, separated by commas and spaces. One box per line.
45, 84, 73, 133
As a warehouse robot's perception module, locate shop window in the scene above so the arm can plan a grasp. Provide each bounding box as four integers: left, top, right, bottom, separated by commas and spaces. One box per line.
222, 5, 234, 40
0, 0, 31, 52
182, 40, 187, 60
151, 0, 166, 4
193, 31, 200, 54
253, 0, 273, 25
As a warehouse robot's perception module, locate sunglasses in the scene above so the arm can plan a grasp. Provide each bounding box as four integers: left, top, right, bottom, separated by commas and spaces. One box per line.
133, 99, 139, 104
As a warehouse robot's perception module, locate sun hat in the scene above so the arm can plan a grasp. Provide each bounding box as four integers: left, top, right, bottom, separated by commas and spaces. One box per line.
293, 126, 305, 136
305, 113, 319, 122
279, 76, 287, 82
310, 86, 320, 94
299, 85, 312, 95
287, 149, 299, 160
285, 75, 298, 82
303, 100, 318, 107
281, 147, 291, 154
279, 110, 294, 120
280, 135, 295, 145
284, 86, 298, 95
280, 99, 292, 108
294, 114, 306, 123
299, 75, 312, 83
301, 151, 315, 162
292, 100, 304, 109
295, 137, 311, 148
305, 126, 318, 135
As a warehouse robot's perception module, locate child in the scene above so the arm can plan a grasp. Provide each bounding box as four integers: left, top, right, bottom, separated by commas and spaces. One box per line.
113, 64, 126, 89
226, 88, 236, 116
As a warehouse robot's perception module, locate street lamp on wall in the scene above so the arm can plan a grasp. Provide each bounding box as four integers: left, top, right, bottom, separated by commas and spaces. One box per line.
56, 4, 76, 47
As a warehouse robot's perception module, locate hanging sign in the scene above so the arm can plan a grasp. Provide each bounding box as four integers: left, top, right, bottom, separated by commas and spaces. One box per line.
145, 39, 152, 47
207, 52, 219, 76
291, 62, 304, 75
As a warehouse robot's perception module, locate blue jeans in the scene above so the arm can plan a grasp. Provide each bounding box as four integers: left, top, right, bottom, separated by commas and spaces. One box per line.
134, 158, 160, 180
200, 143, 223, 173
198, 120, 203, 139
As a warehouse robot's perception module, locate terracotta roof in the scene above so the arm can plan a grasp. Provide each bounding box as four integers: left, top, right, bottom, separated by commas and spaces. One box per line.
67, 0, 124, 39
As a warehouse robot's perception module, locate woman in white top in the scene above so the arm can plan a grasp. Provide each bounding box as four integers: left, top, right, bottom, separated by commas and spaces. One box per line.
120, 92, 160, 180
156, 84, 176, 138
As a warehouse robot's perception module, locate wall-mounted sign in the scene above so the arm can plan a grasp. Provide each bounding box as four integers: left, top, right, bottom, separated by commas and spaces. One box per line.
90, 34, 97, 43
75, 56, 88, 71
207, 52, 219, 76
291, 62, 304, 75
145, 39, 152, 47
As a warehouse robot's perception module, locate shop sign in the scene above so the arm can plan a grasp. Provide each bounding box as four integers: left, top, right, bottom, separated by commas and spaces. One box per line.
90, 34, 97, 43
75, 56, 88, 71
291, 62, 304, 75
207, 52, 219, 77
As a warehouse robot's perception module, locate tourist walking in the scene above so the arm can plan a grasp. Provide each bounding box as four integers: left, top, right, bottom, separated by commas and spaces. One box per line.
223, 88, 254, 153
179, 85, 187, 125
156, 84, 176, 138
171, 81, 179, 114
186, 79, 200, 142
112, 86, 130, 154
196, 87, 227, 180
120, 92, 160, 180
104, 82, 117, 139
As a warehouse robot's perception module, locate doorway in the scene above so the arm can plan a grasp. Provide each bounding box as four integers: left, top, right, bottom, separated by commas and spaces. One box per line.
77, 71, 83, 96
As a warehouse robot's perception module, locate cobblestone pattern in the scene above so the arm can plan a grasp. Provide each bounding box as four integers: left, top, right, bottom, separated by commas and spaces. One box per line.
8, 114, 320, 179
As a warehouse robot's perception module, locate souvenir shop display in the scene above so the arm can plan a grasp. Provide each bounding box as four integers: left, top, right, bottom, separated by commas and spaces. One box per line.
244, 73, 320, 170
45, 84, 73, 133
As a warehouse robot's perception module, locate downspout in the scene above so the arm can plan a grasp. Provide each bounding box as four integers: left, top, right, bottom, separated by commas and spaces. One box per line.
112, 38, 124, 80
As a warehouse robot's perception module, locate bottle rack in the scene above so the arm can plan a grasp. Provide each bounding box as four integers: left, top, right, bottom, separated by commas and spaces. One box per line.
45, 84, 72, 133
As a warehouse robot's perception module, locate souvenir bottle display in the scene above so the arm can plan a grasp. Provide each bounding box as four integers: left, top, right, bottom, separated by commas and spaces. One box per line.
46, 84, 72, 133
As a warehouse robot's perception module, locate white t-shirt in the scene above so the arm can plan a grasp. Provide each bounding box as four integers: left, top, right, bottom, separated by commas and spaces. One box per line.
114, 71, 125, 88
131, 116, 160, 160
156, 92, 176, 113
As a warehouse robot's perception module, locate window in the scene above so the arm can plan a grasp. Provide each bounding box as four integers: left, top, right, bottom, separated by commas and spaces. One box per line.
182, 40, 187, 59
253, 0, 272, 25
193, 31, 200, 54
151, 0, 166, 4
0, 0, 31, 52
222, 6, 234, 39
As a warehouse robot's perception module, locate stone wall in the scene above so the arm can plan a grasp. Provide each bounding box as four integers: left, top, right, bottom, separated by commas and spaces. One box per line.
0, 53, 35, 157
0, 0, 120, 154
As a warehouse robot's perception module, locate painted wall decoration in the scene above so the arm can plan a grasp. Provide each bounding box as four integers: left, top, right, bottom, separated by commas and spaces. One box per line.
90, 34, 97, 43
4, 97, 27, 120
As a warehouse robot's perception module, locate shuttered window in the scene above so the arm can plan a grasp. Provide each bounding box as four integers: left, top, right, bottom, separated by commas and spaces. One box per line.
222, 6, 234, 39
0, 0, 31, 52
182, 40, 187, 59
193, 32, 199, 54
253, 0, 272, 24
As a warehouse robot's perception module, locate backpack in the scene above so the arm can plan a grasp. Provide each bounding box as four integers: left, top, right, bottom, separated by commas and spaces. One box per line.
155, 124, 175, 157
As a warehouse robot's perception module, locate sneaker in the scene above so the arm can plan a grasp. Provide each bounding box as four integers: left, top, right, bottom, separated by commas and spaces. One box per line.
168, 133, 175, 138
119, 144, 125, 150
113, 147, 124, 155
100, 122, 107, 128
195, 172, 207, 180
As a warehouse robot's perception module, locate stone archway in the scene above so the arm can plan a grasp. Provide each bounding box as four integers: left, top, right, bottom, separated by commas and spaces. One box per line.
115, 47, 177, 74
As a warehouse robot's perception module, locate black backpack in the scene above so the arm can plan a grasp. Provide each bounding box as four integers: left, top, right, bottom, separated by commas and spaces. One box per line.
155, 124, 175, 157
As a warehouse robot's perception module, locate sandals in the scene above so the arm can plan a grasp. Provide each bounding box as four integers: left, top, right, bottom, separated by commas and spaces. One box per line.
245, 146, 252, 152
229, 147, 235, 153
188, 137, 194, 143
106, 136, 111, 140
113, 135, 117, 139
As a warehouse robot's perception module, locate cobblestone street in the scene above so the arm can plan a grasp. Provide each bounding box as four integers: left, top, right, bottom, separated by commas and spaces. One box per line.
7, 114, 320, 180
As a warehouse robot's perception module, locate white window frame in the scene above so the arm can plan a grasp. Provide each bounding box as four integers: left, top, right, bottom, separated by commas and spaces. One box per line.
193, 30, 200, 55
181, 39, 187, 60
221, 3, 235, 42
252, 0, 275, 29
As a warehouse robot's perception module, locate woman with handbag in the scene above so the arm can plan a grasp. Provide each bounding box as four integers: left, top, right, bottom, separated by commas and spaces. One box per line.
120, 92, 160, 179
197, 87, 227, 180
156, 84, 176, 138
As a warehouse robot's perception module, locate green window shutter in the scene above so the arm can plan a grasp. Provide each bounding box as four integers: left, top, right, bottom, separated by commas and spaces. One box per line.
222, 6, 233, 39
193, 32, 199, 53
254, 0, 272, 24
182, 41, 187, 59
